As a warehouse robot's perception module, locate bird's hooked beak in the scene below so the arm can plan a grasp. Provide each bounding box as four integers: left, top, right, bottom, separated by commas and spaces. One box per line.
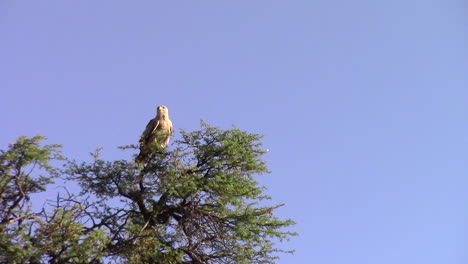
157, 105, 168, 116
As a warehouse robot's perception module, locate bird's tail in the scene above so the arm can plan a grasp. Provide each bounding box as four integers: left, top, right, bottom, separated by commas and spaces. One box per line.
135, 151, 147, 164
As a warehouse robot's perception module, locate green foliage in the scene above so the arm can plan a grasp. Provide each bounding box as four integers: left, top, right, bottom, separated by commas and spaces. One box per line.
0, 135, 62, 209
32, 205, 109, 263
1, 123, 296, 264
0, 136, 108, 263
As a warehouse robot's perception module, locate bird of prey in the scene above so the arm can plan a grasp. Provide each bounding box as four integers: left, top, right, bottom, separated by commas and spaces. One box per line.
136, 105, 173, 163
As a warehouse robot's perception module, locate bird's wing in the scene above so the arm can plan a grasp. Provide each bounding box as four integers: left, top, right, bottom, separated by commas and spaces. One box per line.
141, 118, 159, 144
168, 119, 173, 134
151, 119, 161, 134
163, 119, 173, 146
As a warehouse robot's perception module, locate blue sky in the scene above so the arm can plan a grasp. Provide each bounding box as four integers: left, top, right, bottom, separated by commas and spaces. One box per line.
1, 1, 467, 263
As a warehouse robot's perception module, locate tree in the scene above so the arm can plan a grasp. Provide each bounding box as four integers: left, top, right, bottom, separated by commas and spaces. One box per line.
0, 136, 107, 264
0, 123, 296, 264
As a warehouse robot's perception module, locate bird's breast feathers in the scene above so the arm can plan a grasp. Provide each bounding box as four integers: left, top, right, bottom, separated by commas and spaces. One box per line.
156, 118, 172, 131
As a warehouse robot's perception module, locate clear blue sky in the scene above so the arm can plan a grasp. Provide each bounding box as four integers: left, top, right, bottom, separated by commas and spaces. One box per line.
1, 1, 467, 263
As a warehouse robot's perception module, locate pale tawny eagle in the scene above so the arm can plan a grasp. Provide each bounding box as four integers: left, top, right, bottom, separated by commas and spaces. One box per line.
136, 105, 173, 163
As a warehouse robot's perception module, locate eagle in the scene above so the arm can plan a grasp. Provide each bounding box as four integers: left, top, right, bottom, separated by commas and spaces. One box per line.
136, 105, 173, 163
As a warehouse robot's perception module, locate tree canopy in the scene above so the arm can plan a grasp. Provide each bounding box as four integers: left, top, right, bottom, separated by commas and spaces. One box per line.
0, 123, 296, 264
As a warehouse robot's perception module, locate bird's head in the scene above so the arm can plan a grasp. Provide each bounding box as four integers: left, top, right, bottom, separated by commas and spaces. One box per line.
157, 105, 169, 117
